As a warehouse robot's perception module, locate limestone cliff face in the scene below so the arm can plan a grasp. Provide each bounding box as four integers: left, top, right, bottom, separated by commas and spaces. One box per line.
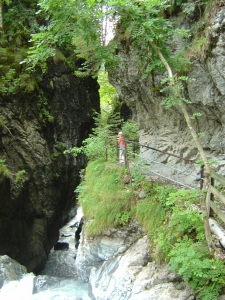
0, 58, 100, 272
75, 222, 192, 300
109, 5, 225, 187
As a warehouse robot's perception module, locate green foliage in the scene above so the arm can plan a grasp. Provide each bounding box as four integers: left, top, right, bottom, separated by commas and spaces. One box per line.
182, 0, 209, 17
0, 159, 9, 178
52, 150, 59, 160
76, 159, 132, 236
195, 157, 218, 169
23, 0, 192, 78
115, 211, 131, 225
135, 193, 167, 238
106, 111, 123, 134
121, 120, 139, 142
64, 146, 84, 157
151, 188, 225, 298
82, 112, 118, 160
134, 183, 176, 241
18, 73, 38, 93
168, 52, 191, 74
198, 131, 205, 137
169, 237, 225, 300
0, 118, 4, 128
98, 69, 117, 113
77, 141, 224, 298
171, 0, 183, 11
160, 76, 193, 108
64, 112, 138, 162
37, 95, 54, 124
21, 29, 56, 73
2, 1, 39, 44
191, 112, 202, 119
130, 158, 148, 189
134, 184, 225, 298
163, 190, 205, 244
0, 66, 20, 94
15, 170, 26, 186
57, 141, 67, 150
0, 2, 39, 94
21, 0, 119, 74
188, 36, 209, 61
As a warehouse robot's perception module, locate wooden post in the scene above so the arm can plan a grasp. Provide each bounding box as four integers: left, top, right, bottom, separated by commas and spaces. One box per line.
206, 174, 215, 217
200, 165, 204, 190
210, 177, 215, 202
206, 191, 211, 217
133, 141, 136, 158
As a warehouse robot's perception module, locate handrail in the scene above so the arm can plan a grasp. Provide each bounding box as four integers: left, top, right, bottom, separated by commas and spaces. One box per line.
208, 185, 225, 206
210, 170, 225, 185
106, 135, 225, 229
206, 168, 225, 231
107, 136, 196, 163
106, 136, 198, 188
125, 139, 196, 163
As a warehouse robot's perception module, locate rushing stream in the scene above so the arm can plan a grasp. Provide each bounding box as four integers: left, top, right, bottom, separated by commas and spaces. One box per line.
0, 207, 91, 300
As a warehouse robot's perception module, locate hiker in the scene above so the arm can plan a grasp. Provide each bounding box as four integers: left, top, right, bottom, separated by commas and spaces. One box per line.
118, 132, 125, 164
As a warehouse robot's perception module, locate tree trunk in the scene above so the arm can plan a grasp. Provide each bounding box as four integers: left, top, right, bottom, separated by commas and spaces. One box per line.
153, 44, 210, 177
153, 44, 213, 251
0, 2, 3, 30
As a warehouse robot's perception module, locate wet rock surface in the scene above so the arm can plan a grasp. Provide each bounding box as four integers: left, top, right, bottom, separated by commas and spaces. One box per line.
0, 255, 27, 289
0, 58, 100, 272
75, 222, 192, 300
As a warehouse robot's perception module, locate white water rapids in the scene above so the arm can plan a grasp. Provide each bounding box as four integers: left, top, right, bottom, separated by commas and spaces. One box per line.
0, 275, 90, 300
0, 207, 91, 300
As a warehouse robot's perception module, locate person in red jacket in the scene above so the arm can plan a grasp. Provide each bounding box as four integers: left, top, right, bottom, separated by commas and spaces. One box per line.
118, 132, 125, 164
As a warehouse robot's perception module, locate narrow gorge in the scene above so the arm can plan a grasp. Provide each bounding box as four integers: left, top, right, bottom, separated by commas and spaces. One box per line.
1, 1, 225, 300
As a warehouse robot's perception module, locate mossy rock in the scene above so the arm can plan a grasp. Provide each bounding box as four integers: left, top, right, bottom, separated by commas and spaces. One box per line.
19, 73, 38, 93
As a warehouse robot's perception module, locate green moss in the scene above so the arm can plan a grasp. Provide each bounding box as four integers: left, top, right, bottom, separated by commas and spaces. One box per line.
0, 160, 10, 178
77, 156, 225, 298
0, 118, 4, 128
19, 73, 38, 93
15, 170, 26, 186
77, 159, 132, 236
0, 47, 37, 94
53, 49, 67, 63
188, 36, 209, 61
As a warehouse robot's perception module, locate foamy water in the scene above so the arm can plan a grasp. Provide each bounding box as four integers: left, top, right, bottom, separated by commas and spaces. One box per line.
0, 207, 90, 300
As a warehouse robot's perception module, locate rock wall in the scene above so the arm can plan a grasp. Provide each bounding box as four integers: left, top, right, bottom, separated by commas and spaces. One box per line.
0, 58, 100, 272
75, 222, 192, 300
109, 5, 225, 188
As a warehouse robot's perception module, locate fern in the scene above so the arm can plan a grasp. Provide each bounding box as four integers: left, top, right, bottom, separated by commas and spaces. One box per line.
168, 237, 225, 299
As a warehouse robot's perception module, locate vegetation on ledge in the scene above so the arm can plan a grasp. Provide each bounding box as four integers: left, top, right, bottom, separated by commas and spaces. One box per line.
76, 157, 225, 299
71, 111, 225, 300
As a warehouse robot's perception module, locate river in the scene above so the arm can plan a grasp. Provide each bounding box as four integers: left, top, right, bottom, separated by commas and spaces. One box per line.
0, 207, 91, 300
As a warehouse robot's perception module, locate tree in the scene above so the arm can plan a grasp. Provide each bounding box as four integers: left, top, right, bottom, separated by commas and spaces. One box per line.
25, 0, 213, 247
26, 0, 211, 175
22, 0, 118, 73
0, 0, 11, 30
0, 2, 2, 30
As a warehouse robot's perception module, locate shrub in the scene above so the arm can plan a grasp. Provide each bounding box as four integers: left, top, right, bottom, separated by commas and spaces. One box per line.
76, 159, 132, 236
0, 159, 9, 178
15, 170, 26, 186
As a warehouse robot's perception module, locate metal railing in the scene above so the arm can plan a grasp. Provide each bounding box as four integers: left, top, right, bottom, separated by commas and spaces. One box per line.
106, 136, 225, 229
105, 136, 198, 189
